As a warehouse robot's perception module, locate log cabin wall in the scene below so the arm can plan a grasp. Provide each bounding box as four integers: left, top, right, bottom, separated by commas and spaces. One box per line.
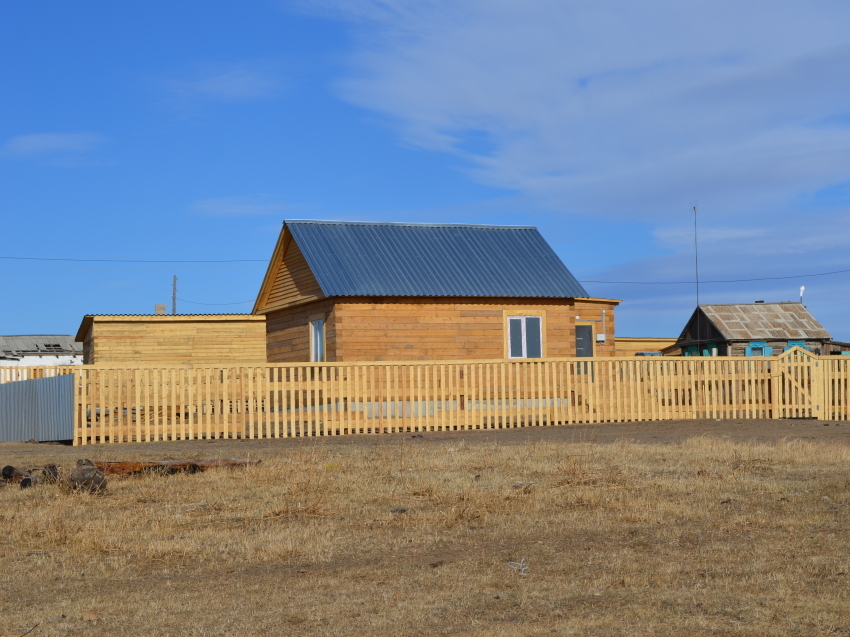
77, 315, 266, 365
265, 299, 337, 363
318, 296, 618, 362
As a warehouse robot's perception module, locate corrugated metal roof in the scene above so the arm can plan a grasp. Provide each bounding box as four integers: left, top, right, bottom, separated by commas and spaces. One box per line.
700, 303, 831, 341
0, 335, 82, 356
286, 220, 590, 298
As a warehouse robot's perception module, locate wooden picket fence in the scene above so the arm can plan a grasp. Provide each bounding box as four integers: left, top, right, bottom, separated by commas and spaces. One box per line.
2, 347, 849, 445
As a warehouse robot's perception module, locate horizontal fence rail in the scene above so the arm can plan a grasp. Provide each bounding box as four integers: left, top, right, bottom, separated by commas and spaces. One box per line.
3, 348, 845, 445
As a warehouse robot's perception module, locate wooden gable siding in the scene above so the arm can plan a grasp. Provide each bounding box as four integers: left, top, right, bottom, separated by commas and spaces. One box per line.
255, 231, 324, 314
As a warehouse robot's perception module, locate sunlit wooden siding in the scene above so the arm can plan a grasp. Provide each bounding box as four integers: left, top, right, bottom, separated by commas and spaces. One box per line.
266, 299, 337, 363
264, 297, 617, 362
77, 315, 266, 365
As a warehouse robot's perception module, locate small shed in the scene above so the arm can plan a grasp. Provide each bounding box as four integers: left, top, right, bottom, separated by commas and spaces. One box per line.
75, 315, 266, 365
0, 335, 82, 367
614, 337, 680, 356
675, 302, 839, 356
253, 220, 620, 362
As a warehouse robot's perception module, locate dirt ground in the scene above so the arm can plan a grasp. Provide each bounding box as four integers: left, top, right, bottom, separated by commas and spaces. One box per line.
2, 418, 848, 461
1, 419, 849, 636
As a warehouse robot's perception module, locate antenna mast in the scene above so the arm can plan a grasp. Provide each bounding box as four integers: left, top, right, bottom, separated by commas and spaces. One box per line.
172, 275, 177, 315
693, 205, 701, 354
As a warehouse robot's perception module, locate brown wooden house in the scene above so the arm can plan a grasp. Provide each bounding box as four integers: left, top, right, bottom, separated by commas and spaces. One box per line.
252, 220, 619, 362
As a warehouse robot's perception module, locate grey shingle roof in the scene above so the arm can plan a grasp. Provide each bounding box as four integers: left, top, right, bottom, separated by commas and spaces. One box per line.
700, 303, 831, 341
0, 335, 82, 356
286, 220, 590, 298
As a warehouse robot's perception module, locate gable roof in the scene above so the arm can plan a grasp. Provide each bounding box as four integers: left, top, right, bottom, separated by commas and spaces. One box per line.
0, 335, 82, 357
684, 303, 831, 342
254, 220, 589, 312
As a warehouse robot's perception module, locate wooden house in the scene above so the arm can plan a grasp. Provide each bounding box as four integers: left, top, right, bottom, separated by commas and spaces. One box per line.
75, 315, 266, 365
252, 220, 620, 362
674, 302, 846, 356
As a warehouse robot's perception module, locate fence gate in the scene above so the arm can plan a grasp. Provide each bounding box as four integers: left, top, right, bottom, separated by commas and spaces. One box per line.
0, 374, 76, 442
773, 347, 820, 418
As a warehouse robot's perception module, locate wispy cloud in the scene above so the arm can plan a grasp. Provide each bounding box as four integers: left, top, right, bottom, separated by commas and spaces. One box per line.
2, 133, 104, 158
165, 63, 281, 103
190, 196, 290, 217
299, 0, 850, 338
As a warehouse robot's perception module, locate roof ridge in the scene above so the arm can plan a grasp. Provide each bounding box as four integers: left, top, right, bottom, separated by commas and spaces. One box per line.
285, 219, 537, 230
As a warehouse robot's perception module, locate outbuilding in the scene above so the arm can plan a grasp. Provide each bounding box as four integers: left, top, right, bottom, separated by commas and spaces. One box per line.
75, 314, 266, 365
674, 302, 848, 356
252, 220, 619, 362
0, 335, 82, 367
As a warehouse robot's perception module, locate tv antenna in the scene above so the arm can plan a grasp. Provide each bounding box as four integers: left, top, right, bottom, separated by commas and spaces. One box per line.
693, 205, 701, 354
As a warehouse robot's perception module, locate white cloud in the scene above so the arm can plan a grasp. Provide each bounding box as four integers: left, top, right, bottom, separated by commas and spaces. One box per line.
297, 0, 850, 337
166, 63, 280, 102
191, 196, 289, 217
2, 133, 104, 157
299, 1, 850, 217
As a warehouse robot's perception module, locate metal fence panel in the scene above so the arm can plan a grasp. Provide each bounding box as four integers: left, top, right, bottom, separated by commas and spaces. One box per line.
0, 374, 75, 442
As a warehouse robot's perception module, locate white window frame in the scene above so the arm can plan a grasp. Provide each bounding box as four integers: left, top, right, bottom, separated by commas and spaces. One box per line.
310, 319, 325, 362
507, 316, 542, 359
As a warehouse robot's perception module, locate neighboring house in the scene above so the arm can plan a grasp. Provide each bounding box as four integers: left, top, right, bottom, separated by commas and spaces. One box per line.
674, 302, 850, 356
0, 335, 82, 366
74, 315, 266, 365
615, 337, 680, 356
252, 220, 620, 362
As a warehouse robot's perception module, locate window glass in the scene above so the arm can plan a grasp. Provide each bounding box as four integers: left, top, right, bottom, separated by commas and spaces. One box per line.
311, 319, 325, 362
508, 318, 525, 358
508, 316, 542, 358
525, 317, 542, 358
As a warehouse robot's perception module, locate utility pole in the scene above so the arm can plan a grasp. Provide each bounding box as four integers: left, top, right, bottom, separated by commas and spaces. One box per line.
172, 275, 177, 315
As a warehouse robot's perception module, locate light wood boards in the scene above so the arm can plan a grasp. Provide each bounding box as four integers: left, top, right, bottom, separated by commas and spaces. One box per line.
46, 347, 840, 445
265, 297, 620, 363
78, 315, 266, 366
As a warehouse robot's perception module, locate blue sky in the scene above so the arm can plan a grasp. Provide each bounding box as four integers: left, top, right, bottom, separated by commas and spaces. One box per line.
3, 1, 850, 340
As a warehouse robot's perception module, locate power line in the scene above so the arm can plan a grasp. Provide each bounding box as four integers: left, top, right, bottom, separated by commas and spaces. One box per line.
0, 256, 265, 263
0, 265, 265, 274
581, 267, 850, 285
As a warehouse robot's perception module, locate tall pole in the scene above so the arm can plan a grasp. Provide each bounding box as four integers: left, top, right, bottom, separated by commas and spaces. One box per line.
693, 205, 703, 416
693, 205, 700, 309
172, 275, 177, 315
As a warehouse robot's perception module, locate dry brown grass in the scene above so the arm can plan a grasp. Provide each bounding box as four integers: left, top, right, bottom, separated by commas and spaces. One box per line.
1, 435, 849, 636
